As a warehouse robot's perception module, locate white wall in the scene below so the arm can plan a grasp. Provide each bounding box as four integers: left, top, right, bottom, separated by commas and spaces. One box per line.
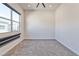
25, 11, 55, 39
0, 3, 25, 55
55, 3, 79, 55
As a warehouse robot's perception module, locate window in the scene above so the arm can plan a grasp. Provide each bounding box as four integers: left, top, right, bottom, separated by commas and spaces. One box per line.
12, 11, 20, 22
0, 4, 11, 19
0, 3, 20, 33
12, 11, 20, 32
0, 18, 11, 33
13, 22, 19, 32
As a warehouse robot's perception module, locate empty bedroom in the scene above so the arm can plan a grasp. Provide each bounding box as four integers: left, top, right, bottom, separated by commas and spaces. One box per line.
0, 3, 79, 56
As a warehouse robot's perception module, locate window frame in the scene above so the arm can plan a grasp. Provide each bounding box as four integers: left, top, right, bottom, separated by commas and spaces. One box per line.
0, 3, 21, 33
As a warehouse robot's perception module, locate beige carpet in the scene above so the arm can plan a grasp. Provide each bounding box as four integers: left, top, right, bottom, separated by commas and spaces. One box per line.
5, 39, 77, 56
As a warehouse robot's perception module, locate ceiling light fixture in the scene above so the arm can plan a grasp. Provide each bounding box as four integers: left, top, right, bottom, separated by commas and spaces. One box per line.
36, 3, 45, 8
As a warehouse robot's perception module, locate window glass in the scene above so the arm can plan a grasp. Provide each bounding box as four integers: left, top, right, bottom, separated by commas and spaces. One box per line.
0, 4, 11, 19
0, 3, 20, 33
12, 11, 19, 22
12, 22, 19, 32
0, 18, 11, 33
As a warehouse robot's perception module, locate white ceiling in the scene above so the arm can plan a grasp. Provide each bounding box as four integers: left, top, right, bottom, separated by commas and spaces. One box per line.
18, 3, 61, 11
